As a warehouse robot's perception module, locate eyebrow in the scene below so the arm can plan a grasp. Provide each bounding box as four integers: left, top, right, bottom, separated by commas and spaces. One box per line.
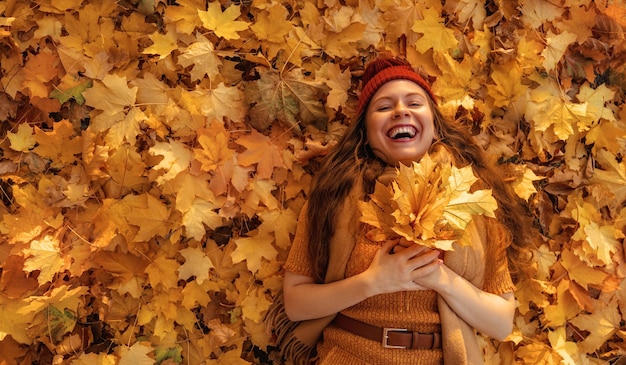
371, 92, 427, 103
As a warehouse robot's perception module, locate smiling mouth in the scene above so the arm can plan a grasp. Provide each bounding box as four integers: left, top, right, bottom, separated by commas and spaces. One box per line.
387, 126, 417, 140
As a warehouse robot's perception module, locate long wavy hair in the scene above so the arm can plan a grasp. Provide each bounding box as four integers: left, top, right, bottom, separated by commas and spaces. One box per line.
306, 97, 534, 284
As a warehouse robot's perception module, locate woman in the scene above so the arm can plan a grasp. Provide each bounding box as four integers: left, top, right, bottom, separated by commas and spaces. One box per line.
281, 56, 532, 364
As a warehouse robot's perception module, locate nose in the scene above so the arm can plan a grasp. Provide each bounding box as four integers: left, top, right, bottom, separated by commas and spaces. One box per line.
392, 101, 409, 119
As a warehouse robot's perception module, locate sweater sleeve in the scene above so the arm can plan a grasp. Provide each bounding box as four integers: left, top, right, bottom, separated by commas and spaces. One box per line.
283, 203, 315, 278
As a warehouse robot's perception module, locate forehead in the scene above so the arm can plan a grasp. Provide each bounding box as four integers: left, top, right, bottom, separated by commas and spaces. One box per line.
371, 79, 429, 99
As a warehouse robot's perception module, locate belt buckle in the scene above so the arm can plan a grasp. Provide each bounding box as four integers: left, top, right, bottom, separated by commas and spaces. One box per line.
382, 327, 408, 349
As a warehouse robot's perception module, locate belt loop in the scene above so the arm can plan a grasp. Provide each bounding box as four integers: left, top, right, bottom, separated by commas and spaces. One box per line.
412, 331, 420, 349
432, 332, 441, 349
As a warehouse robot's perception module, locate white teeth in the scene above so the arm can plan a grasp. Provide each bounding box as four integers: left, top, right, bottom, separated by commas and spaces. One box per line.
388, 126, 417, 139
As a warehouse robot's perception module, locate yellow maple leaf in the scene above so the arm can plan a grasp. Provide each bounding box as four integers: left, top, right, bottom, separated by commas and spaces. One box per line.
487, 63, 527, 108
560, 249, 608, 289
33, 119, 82, 167
411, 7, 458, 54
182, 198, 223, 241
193, 82, 246, 124
241, 178, 279, 217
511, 165, 543, 201
163, 0, 203, 34
198, 2, 249, 40
570, 298, 621, 353
7, 123, 36, 152
520, 0, 563, 29
145, 255, 180, 290
70, 353, 117, 365
83, 74, 138, 115
257, 208, 297, 250
22, 51, 59, 98
533, 244, 558, 281
194, 121, 234, 173
149, 140, 192, 185
178, 33, 222, 81
236, 129, 286, 180
580, 222, 622, 266
117, 342, 154, 365
241, 287, 272, 323
143, 26, 179, 60
249, 4, 291, 43
526, 80, 588, 140
178, 247, 214, 284
315, 62, 351, 111
23, 235, 64, 285
123, 193, 171, 243
231, 231, 278, 274
548, 326, 581, 365
541, 30, 577, 73
542, 279, 582, 327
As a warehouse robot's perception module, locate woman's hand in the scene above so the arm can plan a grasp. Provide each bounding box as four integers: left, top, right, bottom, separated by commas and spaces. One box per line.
363, 238, 442, 295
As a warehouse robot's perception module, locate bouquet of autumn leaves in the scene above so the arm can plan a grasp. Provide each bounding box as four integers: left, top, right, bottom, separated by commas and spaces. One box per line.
360, 149, 498, 251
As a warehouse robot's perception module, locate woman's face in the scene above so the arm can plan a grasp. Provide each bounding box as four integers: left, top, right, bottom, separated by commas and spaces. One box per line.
365, 79, 436, 166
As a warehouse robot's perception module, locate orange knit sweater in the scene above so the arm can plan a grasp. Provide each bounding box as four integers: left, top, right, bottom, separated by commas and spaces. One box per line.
284, 216, 515, 365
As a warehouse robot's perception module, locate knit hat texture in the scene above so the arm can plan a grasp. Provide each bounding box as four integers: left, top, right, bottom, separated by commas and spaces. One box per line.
357, 57, 434, 116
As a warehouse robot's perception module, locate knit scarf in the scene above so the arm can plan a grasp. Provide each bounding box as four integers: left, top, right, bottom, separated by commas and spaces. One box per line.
264, 187, 361, 365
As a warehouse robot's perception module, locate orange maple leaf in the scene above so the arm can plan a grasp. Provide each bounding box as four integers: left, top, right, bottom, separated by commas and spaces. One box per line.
235, 129, 286, 180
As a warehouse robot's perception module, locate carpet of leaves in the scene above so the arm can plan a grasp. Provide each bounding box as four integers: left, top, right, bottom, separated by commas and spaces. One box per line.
0, 0, 625, 364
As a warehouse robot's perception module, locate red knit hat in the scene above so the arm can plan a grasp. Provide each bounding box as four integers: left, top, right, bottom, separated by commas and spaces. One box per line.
357, 57, 434, 116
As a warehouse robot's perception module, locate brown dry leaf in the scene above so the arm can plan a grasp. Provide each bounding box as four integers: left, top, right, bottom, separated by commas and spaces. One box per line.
245, 67, 329, 134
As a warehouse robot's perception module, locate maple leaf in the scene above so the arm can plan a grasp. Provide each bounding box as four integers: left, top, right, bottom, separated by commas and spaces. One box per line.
33, 119, 82, 167
570, 298, 621, 353
23, 235, 64, 285
117, 342, 154, 365
192, 82, 246, 124
143, 25, 179, 60
182, 198, 223, 241
511, 165, 543, 201
240, 287, 273, 323
149, 140, 192, 185
178, 33, 222, 81
541, 30, 578, 73
178, 247, 214, 284
250, 3, 291, 44
487, 64, 527, 108
83, 74, 138, 115
520, 0, 563, 29
412, 7, 459, 54
560, 249, 608, 289
123, 193, 171, 243
257, 208, 297, 250
315, 62, 351, 110
198, 2, 249, 40
22, 51, 59, 98
7, 123, 36, 152
194, 121, 235, 173
241, 178, 279, 217
548, 326, 581, 365
231, 231, 278, 274
235, 129, 286, 180
245, 67, 329, 135
145, 255, 180, 290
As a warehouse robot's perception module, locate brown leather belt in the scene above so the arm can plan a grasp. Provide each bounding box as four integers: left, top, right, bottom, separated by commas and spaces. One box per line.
333, 313, 441, 349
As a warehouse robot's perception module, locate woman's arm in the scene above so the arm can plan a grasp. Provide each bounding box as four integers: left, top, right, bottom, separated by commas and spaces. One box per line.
416, 266, 515, 341
283, 240, 441, 321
